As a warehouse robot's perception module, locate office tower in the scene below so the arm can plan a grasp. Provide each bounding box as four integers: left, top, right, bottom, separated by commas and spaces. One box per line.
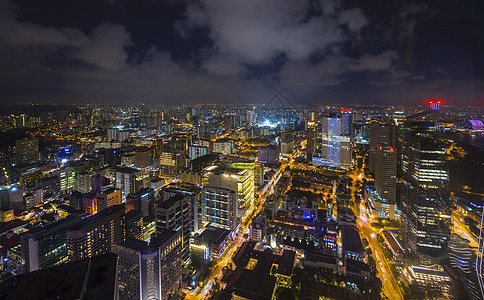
115, 167, 140, 201
163, 183, 201, 233
96, 187, 122, 212
23, 193, 36, 210
369, 124, 396, 172
203, 162, 254, 220
121, 210, 144, 241
202, 186, 237, 231
307, 120, 316, 161
155, 194, 191, 262
15, 138, 39, 165
400, 122, 451, 256
92, 174, 110, 193
340, 109, 353, 136
126, 188, 155, 218
115, 230, 182, 300
0, 185, 23, 211
313, 116, 351, 169
375, 144, 397, 203
20, 215, 82, 273
66, 204, 125, 261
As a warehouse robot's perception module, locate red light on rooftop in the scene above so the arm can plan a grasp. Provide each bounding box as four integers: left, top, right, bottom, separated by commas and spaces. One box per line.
341, 109, 351, 113
436, 99, 444, 104
389, 147, 394, 152
426, 100, 435, 105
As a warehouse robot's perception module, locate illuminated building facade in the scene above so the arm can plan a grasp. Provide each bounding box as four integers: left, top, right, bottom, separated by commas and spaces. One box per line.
66, 204, 125, 261
20, 215, 82, 273
313, 116, 351, 169
306, 120, 316, 161
202, 186, 237, 231
401, 122, 451, 256
203, 163, 254, 220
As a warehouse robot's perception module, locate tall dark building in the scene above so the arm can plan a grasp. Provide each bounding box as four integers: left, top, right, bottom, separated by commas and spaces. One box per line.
155, 194, 191, 262
306, 120, 316, 161
400, 122, 451, 256
369, 124, 396, 172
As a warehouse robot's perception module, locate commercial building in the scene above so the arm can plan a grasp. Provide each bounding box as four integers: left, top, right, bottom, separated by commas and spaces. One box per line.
20, 215, 82, 273
212, 139, 235, 155
369, 123, 397, 172
312, 116, 351, 170
202, 186, 237, 231
121, 210, 144, 241
400, 122, 451, 256
364, 185, 398, 220
115, 231, 183, 300
306, 120, 316, 161
163, 183, 201, 233
115, 167, 148, 201
155, 194, 191, 262
66, 204, 125, 261
0, 186, 23, 211
374, 143, 397, 204
203, 162, 254, 220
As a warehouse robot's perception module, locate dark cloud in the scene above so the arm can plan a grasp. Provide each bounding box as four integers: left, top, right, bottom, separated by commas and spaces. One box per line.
0, 0, 483, 105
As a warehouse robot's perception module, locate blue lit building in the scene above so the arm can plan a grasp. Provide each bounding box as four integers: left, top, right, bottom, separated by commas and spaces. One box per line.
312, 116, 351, 169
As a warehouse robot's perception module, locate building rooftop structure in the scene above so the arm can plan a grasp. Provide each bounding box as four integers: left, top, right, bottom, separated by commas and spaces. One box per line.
341, 226, 364, 254
233, 241, 295, 277
221, 268, 277, 300
198, 225, 231, 246
5, 253, 118, 300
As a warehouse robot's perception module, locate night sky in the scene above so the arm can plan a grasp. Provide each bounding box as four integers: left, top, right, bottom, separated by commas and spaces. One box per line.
1, 0, 484, 105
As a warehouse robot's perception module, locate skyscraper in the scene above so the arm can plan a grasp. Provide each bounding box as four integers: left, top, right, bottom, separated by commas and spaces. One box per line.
155, 194, 191, 262
369, 124, 397, 172
313, 116, 351, 169
115, 231, 183, 300
400, 122, 451, 256
375, 144, 397, 204
306, 120, 316, 161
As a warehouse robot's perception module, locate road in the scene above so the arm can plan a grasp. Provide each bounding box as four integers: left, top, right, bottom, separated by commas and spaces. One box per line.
349, 162, 403, 300
184, 158, 290, 299
452, 212, 479, 253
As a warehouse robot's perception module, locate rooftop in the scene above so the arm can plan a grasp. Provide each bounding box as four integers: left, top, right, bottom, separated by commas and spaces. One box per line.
198, 225, 231, 245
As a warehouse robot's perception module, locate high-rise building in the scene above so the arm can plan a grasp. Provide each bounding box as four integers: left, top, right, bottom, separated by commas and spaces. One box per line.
155, 194, 191, 262
20, 215, 82, 273
163, 183, 201, 233
115, 167, 140, 201
400, 122, 451, 256
96, 187, 122, 212
313, 116, 351, 169
15, 138, 39, 165
76, 172, 92, 194
306, 120, 316, 161
115, 230, 182, 300
369, 124, 397, 172
66, 204, 125, 261
53, 168, 77, 195
203, 162, 254, 220
375, 144, 397, 204
202, 186, 237, 231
